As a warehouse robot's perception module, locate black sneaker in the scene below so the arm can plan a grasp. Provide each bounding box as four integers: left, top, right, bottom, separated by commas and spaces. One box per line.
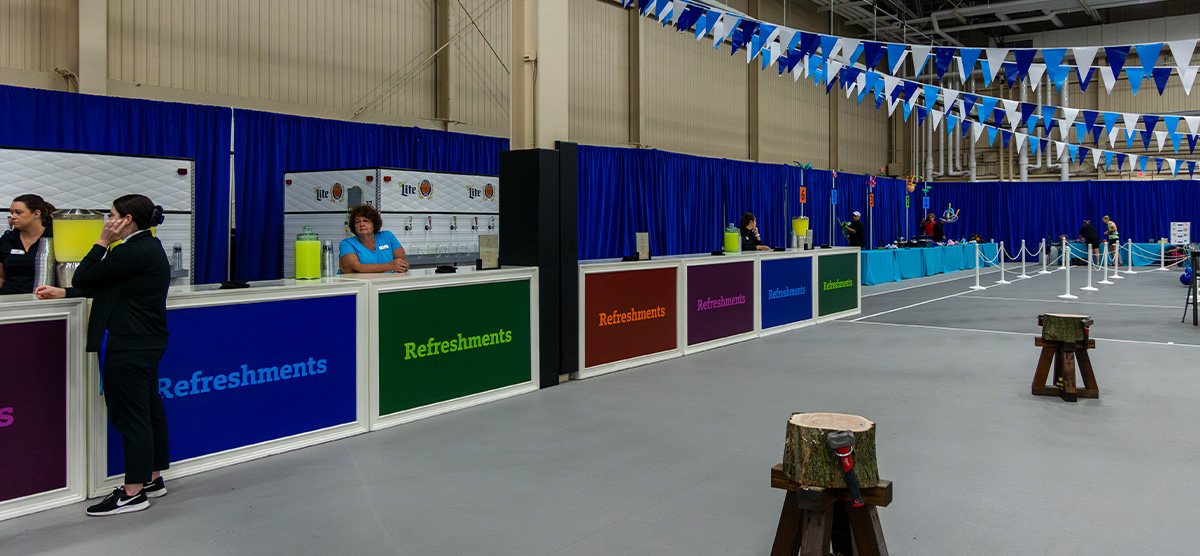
85, 487, 149, 516
142, 477, 167, 499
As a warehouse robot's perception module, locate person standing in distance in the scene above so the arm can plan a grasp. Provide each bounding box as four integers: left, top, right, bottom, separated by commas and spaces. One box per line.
1102, 215, 1120, 267
738, 212, 773, 251
846, 211, 866, 249
1079, 219, 1101, 265
0, 194, 56, 294
36, 194, 171, 516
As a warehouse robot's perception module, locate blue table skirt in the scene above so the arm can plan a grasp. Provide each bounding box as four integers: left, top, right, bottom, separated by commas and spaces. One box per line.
860, 243, 999, 286
1068, 242, 1164, 266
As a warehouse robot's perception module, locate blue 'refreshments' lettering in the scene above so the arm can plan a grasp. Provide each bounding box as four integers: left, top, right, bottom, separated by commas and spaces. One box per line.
158, 357, 329, 399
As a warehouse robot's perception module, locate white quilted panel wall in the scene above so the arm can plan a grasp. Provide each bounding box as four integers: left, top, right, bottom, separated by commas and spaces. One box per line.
378, 169, 499, 214
283, 170, 380, 213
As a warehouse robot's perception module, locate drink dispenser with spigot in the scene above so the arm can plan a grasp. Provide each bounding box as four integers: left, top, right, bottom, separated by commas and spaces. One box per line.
724, 223, 740, 253
295, 226, 321, 280
51, 208, 105, 286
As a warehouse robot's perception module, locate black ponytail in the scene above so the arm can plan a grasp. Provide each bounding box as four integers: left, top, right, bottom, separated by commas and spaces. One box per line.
13, 194, 55, 227
113, 194, 164, 230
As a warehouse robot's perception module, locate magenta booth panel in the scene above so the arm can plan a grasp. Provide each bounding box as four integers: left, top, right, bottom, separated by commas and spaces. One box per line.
0, 319, 68, 503
686, 261, 755, 345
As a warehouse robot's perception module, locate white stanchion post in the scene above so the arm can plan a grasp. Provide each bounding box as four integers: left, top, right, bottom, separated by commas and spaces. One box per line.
1158, 242, 1169, 271
1061, 240, 1069, 269
1124, 240, 1137, 274
1017, 239, 1030, 279
1110, 244, 1124, 279
995, 241, 1011, 284
1039, 239, 1051, 274
1098, 244, 1114, 285
1081, 253, 1098, 292
1058, 239, 1078, 299
969, 243, 986, 291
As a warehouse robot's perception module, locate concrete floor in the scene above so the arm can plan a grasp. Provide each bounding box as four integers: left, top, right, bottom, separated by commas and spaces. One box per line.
4, 265, 1198, 555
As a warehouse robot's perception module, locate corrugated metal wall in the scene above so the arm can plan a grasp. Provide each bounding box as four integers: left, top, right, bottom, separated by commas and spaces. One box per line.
758, 0, 831, 168
450, 0, 510, 132
838, 95, 890, 174
0, 0, 77, 76
569, 0, 629, 146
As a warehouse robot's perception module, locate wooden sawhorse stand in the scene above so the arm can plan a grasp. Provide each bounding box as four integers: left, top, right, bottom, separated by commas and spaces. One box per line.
769, 464, 892, 556
1031, 337, 1099, 402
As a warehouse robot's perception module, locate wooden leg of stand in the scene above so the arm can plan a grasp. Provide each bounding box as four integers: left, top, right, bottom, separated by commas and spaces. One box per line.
798, 499, 835, 556
846, 505, 890, 556
1060, 344, 1078, 402
1031, 346, 1057, 395
1076, 349, 1099, 398
830, 500, 853, 556
770, 491, 804, 556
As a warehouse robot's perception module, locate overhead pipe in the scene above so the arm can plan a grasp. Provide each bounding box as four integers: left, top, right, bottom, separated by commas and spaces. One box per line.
1046, 74, 1063, 171
969, 78, 978, 182
947, 72, 968, 177
1019, 78, 1029, 182
1060, 77, 1070, 181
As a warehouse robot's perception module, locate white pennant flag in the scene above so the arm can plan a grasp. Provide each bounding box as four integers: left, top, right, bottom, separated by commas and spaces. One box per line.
1073, 46, 1099, 74
658, 0, 674, 23
801, 55, 811, 79
1027, 64, 1047, 89
973, 122, 985, 143
884, 75, 900, 93
1184, 116, 1200, 135
1099, 66, 1118, 94
1108, 126, 1122, 147
1001, 99, 1019, 116
931, 109, 944, 131
829, 38, 846, 61
1009, 109, 1021, 131
888, 95, 901, 116
841, 39, 861, 62
1156, 130, 1169, 152
984, 48, 1009, 82
766, 41, 781, 68
909, 87, 923, 106
795, 57, 805, 82
1169, 158, 1181, 176
845, 81, 856, 99
1167, 39, 1198, 73
1055, 141, 1067, 162
959, 98, 969, 120
778, 28, 796, 51
1057, 118, 1073, 140
1059, 108, 1079, 138
1122, 113, 1140, 131
857, 72, 868, 91
1129, 153, 1139, 170
1092, 147, 1104, 167
956, 57, 965, 81
1180, 66, 1198, 95
712, 14, 730, 48
827, 60, 844, 85
1015, 132, 1027, 153
911, 45, 933, 75
1061, 108, 1079, 126
942, 88, 960, 111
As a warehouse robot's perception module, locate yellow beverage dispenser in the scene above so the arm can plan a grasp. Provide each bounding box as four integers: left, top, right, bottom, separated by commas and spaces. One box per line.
294, 226, 321, 280
723, 223, 740, 253
51, 209, 105, 285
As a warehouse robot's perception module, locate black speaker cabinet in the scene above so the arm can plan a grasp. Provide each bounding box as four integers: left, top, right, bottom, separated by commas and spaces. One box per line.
499, 143, 578, 388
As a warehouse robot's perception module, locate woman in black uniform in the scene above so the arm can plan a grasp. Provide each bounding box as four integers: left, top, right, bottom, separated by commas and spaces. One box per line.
739, 212, 772, 251
36, 194, 171, 516
0, 194, 55, 295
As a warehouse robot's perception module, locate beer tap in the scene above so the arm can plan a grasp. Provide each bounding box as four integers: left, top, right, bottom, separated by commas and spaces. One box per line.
472, 217, 479, 231
488, 216, 495, 230
450, 216, 457, 231
404, 216, 412, 231
425, 216, 432, 231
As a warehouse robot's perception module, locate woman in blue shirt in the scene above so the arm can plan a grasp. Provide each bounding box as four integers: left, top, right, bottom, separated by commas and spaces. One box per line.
338, 204, 409, 273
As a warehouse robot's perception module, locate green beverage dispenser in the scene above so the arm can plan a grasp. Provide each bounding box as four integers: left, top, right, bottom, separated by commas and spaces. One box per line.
295, 226, 321, 280
724, 223, 740, 253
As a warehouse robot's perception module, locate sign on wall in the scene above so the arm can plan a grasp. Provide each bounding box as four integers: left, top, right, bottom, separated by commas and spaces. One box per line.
686, 261, 755, 345
761, 257, 813, 329
377, 280, 531, 415
106, 296, 359, 475
1171, 222, 1190, 245
818, 253, 859, 316
584, 268, 678, 368
0, 320, 68, 503
378, 169, 499, 214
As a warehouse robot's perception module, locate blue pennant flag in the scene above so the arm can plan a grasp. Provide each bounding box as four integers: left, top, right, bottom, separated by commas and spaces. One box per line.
1104, 151, 1115, 170
864, 72, 882, 96
825, 70, 840, 94
623, 0, 636, 8
797, 32, 820, 59
1004, 63, 1021, 88
1105, 45, 1131, 76
750, 26, 769, 59
639, 0, 654, 14
1126, 67, 1146, 95
1068, 144, 1079, 163
917, 105, 928, 126
1143, 115, 1159, 134
978, 97, 998, 123
1116, 152, 1127, 171
1076, 67, 1096, 92
1092, 125, 1103, 146
987, 126, 999, 146
962, 94, 979, 117
846, 42, 865, 67
1049, 66, 1070, 92
1001, 129, 1013, 149
934, 47, 956, 82
886, 43, 907, 73
961, 120, 971, 139
902, 101, 913, 122
890, 84, 903, 100
1141, 129, 1154, 149
863, 41, 885, 70
959, 48, 982, 76
1153, 67, 1172, 95
1014, 49, 1037, 81
981, 60, 995, 86
1042, 48, 1067, 72
923, 85, 940, 107
1075, 122, 1089, 142
1157, 158, 1164, 174
697, 9, 719, 39
857, 87, 869, 105
1041, 105, 1057, 133
1039, 137, 1049, 154
819, 34, 839, 61
731, 20, 759, 54
1083, 110, 1099, 130
1102, 112, 1119, 137
1190, 161, 1197, 177
993, 109, 1007, 127
947, 114, 959, 134
1139, 155, 1149, 173
1079, 147, 1090, 164
1136, 42, 1163, 74
1029, 135, 1041, 153
843, 67, 863, 88
1189, 135, 1198, 154
1029, 114, 1042, 132
875, 91, 886, 110
1165, 116, 1182, 150
676, 5, 704, 32
1019, 103, 1037, 128
902, 81, 920, 101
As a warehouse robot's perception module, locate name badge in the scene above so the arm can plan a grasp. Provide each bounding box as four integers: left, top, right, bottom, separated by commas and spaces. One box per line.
9, 249, 24, 255
377, 244, 390, 250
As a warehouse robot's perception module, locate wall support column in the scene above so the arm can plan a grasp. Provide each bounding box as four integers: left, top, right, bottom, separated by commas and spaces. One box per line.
78, 0, 107, 95
511, 0, 570, 149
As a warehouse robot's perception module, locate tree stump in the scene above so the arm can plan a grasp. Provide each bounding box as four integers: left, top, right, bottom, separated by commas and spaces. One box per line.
1039, 313, 1092, 343
784, 413, 878, 488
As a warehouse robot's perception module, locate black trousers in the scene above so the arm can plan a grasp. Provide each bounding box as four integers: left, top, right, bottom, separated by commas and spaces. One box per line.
103, 348, 170, 484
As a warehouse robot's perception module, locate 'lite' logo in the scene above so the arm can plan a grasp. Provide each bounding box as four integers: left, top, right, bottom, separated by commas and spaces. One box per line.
0, 407, 13, 427
314, 187, 330, 201
398, 182, 418, 197
467, 185, 482, 199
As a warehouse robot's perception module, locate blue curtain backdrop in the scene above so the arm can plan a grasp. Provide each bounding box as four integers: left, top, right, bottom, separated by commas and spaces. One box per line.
0, 84, 232, 283
233, 110, 508, 280
578, 145, 908, 260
